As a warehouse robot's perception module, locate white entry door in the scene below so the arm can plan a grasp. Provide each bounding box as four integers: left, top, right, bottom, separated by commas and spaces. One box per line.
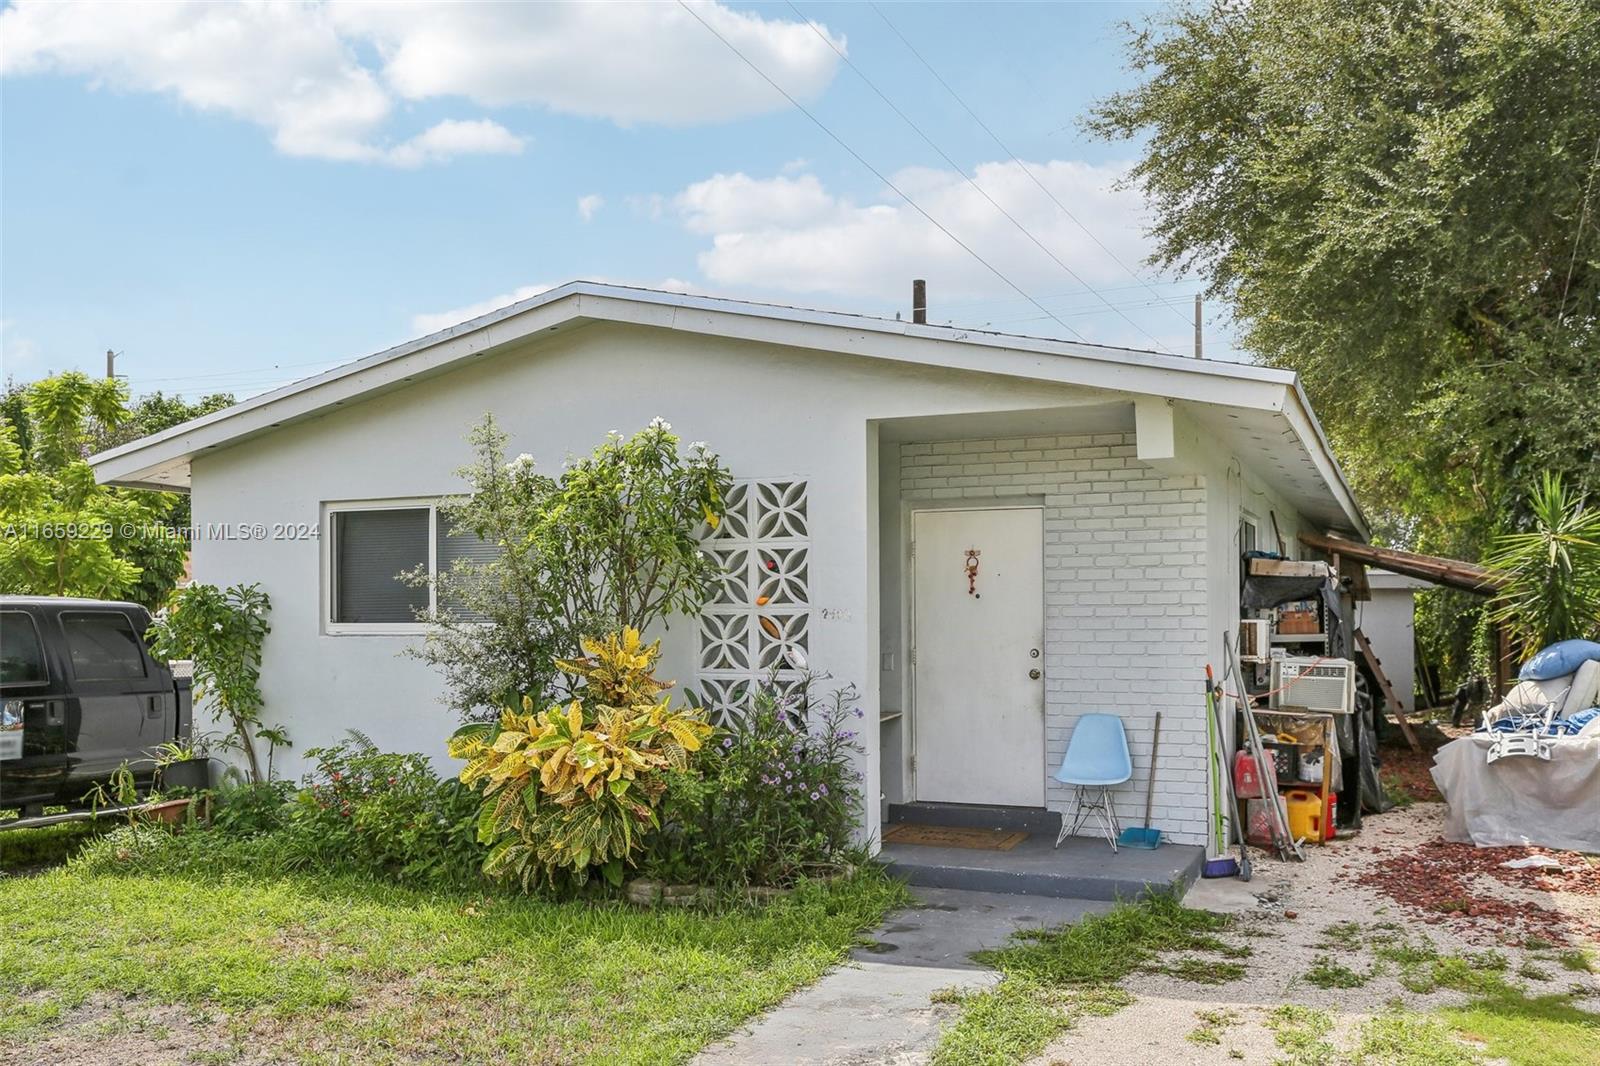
911, 506, 1045, 807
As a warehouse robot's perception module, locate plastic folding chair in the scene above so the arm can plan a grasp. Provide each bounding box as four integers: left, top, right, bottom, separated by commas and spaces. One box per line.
1053, 713, 1133, 851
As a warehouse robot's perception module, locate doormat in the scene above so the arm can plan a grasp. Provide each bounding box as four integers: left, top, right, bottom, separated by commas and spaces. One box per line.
883, 823, 1028, 851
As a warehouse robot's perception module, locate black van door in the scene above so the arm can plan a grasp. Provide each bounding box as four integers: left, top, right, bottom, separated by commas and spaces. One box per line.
57, 608, 173, 789
0, 608, 68, 804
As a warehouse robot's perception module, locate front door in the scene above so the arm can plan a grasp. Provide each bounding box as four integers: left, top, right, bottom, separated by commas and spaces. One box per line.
911, 506, 1045, 807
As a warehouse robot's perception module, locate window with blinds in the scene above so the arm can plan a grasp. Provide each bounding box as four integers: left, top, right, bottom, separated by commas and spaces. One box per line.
328, 502, 502, 628
436, 518, 500, 621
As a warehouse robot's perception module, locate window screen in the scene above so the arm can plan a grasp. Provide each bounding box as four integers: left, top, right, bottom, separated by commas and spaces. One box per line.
334, 508, 430, 624
61, 611, 148, 680
1, 612, 48, 684
1240, 517, 1259, 555
436, 520, 501, 621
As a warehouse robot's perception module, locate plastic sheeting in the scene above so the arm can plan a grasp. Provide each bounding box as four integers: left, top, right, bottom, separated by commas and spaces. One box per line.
1431, 735, 1600, 852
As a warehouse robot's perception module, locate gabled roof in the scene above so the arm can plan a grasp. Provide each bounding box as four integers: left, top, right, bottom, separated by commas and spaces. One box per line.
89, 281, 1367, 536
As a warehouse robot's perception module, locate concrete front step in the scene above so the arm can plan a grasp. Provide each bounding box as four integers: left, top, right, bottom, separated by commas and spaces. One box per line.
880, 832, 1205, 902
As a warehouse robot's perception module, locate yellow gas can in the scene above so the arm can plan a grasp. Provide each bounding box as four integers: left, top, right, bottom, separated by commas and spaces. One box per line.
1283, 789, 1324, 843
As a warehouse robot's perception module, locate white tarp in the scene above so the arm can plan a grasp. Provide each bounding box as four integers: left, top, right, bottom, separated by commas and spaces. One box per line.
1431, 735, 1600, 852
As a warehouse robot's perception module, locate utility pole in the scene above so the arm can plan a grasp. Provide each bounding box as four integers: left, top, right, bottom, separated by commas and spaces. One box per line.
912, 279, 927, 325
1193, 295, 1203, 359
105, 349, 119, 379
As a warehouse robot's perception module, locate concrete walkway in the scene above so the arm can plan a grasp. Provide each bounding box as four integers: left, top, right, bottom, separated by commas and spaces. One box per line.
695, 888, 1113, 1066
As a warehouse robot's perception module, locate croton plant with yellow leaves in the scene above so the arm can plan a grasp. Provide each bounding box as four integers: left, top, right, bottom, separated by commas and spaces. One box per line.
448, 628, 712, 890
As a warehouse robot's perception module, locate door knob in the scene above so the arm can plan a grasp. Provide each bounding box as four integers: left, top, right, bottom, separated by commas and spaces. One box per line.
1029, 668, 1041, 680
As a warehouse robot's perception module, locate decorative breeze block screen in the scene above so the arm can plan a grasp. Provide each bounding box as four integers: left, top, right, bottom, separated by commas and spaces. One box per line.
697, 480, 810, 725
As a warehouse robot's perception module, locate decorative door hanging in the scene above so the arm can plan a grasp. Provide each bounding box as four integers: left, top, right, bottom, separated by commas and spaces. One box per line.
964, 548, 981, 598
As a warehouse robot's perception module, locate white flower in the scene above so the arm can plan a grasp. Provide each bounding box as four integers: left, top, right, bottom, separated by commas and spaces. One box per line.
504, 453, 534, 472
211, 622, 224, 632
689, 441, 707, 452
649, 416, 672, 431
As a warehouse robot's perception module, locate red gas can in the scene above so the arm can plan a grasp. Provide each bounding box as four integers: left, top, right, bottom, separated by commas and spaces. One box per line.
1324, 792, 1338, 840
1233, 748, 1265, 799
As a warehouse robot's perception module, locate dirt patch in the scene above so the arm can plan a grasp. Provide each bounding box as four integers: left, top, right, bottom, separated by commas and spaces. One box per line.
1025, 802, 1600, 1066
1, 994, 264, 1066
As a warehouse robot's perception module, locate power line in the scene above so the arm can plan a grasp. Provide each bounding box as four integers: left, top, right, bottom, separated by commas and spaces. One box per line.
675, 0, 1092, 343
788, 1, 1177, 355
870, 1, 1196, 332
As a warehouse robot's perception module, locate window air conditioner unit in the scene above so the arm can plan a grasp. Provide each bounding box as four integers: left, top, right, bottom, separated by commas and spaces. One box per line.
1269, 656, 1355, 714
1239, 619, 1270, 663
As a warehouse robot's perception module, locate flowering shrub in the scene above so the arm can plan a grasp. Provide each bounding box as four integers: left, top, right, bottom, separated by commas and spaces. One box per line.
283, 733, 482, 886
648, 676, 865, 888
448, 629, 712, 891
410, 416, 732, 719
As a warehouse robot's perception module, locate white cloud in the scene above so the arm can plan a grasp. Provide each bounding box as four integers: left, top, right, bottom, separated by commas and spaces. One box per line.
674, 160, 1156, 306
577, 193, 605, 222
384, 119, 524, 168
675, 172, 839, 235
0, 1, 842, 163
331, 1, 844, 125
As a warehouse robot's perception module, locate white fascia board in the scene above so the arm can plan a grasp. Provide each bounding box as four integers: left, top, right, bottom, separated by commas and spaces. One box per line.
1281, 380, 1369, 538
89, 281, 1301, 489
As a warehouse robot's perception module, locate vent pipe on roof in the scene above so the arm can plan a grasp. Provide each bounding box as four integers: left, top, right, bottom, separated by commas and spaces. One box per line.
912, 279, 927, 325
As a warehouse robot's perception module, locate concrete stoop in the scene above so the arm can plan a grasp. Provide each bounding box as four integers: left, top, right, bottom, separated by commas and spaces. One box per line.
881, 802, 1204, 901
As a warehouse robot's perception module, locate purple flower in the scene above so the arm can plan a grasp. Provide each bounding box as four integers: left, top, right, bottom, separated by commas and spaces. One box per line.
853, 707, 864, 719
809, 791, 819, 800
783, 770, 792, 780
819, 784, 829, 796
721, 737, 734, 749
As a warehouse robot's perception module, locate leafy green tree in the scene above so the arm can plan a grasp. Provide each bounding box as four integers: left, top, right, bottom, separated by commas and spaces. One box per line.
1090, 0, 1600, 561
0, 376, 233, 607
410, 416, 733, 719
0, 372, 184, 603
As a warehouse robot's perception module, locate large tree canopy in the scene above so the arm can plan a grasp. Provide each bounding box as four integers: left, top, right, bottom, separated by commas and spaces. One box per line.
1090, 0, 1600, 559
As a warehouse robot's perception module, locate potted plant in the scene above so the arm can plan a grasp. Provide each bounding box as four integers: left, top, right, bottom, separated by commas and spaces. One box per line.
151, 737, 214, 793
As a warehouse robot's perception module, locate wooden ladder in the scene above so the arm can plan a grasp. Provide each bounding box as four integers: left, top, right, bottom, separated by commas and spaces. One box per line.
1354, 627, 1421, 752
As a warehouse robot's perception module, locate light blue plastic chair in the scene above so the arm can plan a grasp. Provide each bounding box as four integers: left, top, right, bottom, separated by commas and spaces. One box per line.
1053, 713, 1133, 851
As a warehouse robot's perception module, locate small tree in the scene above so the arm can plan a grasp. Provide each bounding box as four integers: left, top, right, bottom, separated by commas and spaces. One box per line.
148, 583, 285, 783
1486, 473, 1600, 652
411, 416, 732, 719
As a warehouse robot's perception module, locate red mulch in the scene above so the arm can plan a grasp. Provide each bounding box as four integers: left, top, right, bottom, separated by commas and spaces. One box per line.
1343, 837, 1600, 946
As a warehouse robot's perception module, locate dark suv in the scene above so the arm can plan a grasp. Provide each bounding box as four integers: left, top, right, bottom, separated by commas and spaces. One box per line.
1, 597, 192, 812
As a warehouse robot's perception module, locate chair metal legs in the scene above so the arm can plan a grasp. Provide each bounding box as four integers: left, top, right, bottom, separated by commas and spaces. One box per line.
1054, 785, 1121, 852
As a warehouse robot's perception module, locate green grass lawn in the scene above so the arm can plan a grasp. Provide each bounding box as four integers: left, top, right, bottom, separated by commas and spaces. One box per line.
0, 828, 909, 1065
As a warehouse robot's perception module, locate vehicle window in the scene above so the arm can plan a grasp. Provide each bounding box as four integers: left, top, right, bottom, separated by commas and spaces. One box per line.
61, 611, 149, 681
0, 611, 48, 684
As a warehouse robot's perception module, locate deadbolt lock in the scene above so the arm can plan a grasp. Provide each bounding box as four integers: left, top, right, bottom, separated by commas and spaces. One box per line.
1029, 668, 1042, 680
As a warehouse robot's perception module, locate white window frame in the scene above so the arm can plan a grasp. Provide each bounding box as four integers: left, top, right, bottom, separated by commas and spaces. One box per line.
322, 496, 444, 636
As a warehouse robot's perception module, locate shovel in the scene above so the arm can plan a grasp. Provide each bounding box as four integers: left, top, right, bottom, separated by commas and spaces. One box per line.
1117, 710, 1164, 850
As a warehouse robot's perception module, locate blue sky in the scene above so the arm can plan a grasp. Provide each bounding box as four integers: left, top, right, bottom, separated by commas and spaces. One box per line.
1, 1, 1228, 401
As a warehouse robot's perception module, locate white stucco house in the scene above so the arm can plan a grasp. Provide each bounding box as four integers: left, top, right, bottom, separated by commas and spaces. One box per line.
92, 282, 1367, 849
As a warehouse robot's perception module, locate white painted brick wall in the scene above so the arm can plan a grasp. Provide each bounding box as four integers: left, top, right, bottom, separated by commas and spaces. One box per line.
900, 432, 1212, 846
